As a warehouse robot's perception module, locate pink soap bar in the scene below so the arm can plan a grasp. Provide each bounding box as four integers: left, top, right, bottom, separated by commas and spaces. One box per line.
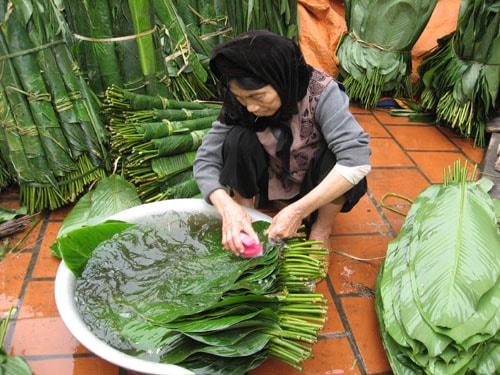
240, 232, 263, 257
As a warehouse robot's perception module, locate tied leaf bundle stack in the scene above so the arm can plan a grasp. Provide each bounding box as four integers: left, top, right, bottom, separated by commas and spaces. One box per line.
417, 0, 500, 147
63, 0, 170, 98
336, 0, 439, 108
103, 85, 221, 202
0, 0, 109, 213
375, 160, 500, 374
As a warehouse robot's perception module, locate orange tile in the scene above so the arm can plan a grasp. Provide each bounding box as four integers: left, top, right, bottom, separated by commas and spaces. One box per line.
375, 190, 414, 234
350, 104, 371, 115
28, 356, 120, 375
3, 213, 44, 250
48, 203, 76, 221
32, 221, 63, 278
408, 151, 475, 184
18, 280, 59, 319
381, 210, 408, 235
332, 194, 390, 235
372, 108, 427, 125
329, 234, 390, 294
354, 114, 390, 138
0, 253, 32, 311
386, 125, 458, 151
0, 197, 22, 209
369, 138, 414, 167
315, 281, 345, 334
250, 337, 362, 374
367, 168, 430, 204
449, 137, 485, 164
341, 297, 391, 373
9, 317, 90, 357
438, 124, 467, 139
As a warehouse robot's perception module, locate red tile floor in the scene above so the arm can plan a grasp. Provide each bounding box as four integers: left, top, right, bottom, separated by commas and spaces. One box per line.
0, 105, 487, 375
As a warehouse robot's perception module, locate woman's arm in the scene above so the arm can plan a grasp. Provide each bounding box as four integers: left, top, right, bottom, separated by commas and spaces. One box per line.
193, 120, 231, 202
209, 188, 260, 255
267, 80, 371, 240
194, 121, 260, 255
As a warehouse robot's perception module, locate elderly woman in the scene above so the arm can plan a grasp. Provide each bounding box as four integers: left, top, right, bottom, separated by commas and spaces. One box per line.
193, 30, 371, 256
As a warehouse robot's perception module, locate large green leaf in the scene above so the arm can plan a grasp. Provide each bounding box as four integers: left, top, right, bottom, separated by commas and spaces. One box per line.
55, 174, 141, 239
409, 182, 500, 330
376, 163, 500, 374
51, 221, 135, 277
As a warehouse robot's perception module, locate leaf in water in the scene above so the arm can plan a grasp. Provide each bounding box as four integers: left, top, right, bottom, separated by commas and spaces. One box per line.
51, 221, 135, 276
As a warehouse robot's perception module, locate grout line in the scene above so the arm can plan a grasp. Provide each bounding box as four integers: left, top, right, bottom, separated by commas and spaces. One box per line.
319, 332, 350, 339
324, 275, 369, 375
3, 212, 50, 350
365, 189, 398, 239
23, 352, 98, 360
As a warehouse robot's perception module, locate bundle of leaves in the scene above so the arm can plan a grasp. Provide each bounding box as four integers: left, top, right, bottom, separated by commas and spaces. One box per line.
375, 161, 500, 374
0, 0, 109, 213
416, 0, 500, 147
336, 0, 438, 108
54, 215, 328, 375
102, 86, 221, 202
0, 158, 10, 190
62, 0, 170, 97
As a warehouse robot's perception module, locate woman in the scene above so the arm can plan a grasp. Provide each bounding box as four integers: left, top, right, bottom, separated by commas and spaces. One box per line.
193, 30, 371, 256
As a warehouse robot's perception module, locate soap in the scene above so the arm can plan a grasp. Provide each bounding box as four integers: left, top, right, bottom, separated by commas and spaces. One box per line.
239, 232, 263, 257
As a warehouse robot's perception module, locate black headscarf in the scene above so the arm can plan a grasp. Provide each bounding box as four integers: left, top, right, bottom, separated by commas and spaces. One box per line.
211, 30, 312, 120
210, 30, 313, 184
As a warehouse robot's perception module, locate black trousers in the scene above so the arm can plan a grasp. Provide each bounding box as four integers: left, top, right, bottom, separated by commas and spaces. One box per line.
220, 126, 367, 232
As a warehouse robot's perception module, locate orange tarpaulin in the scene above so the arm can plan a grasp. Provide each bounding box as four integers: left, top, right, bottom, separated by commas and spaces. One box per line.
298, 0, 461, 82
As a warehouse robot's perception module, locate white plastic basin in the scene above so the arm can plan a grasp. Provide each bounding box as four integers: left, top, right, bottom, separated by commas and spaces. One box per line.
54, 198, 272, 375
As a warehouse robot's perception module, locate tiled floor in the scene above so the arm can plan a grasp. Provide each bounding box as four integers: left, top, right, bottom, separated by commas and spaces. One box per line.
0, 104, 487, 375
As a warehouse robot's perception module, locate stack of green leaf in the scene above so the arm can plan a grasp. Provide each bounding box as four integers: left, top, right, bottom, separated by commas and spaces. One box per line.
375, 161, 500, 374
103, 85, 221, 202
153, 0, 300, 100
53, 217, 329, 374
336, 0, 439, 108
62, 0, 170, 98
417, 0, 500, 147
153, 0, 224, 101
0, 0, 109, 213
224, 0, 299, 42
0, 158, 10, 191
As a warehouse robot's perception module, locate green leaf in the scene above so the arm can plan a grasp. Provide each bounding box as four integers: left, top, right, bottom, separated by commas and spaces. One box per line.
0, 205, 27, 223
54, 175, 141, 239
0, 354, 35, 375
409, 182, 500, 332
376, 161, 500, 373
52, 221, 135, 277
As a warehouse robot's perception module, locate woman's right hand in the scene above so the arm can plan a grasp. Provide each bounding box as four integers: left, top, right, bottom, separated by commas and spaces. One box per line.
209, 189, 260, 255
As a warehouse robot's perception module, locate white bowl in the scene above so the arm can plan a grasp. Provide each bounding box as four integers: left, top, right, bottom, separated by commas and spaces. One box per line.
55, 198, 272, 375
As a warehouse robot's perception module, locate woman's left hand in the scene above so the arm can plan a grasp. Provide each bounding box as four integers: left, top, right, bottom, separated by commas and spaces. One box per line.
265, 203, 304, 241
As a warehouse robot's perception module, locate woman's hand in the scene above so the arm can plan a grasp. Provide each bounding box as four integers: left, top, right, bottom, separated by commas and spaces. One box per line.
209, 189, 260, 255
266, 203, 304, 241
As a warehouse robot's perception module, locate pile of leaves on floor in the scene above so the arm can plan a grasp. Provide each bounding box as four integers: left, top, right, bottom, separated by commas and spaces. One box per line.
375, 160, 500, 374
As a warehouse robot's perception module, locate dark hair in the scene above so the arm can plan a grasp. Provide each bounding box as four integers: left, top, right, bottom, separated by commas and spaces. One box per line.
227, 76, 267, 90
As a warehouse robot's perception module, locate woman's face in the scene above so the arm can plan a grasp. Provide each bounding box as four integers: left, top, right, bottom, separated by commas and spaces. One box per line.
229, 80, 282, 118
